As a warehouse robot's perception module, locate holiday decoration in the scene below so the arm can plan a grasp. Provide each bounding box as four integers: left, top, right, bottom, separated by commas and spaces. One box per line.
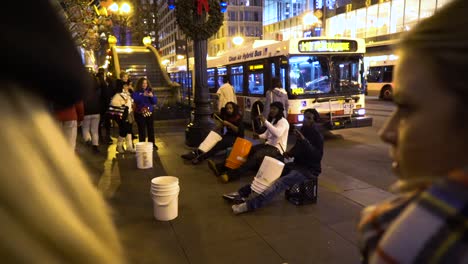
175, 0, 224, 40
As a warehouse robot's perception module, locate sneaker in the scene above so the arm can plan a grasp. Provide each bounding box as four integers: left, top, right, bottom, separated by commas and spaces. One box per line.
181, 151, 197, 160
232, 203, 249, 214
191, 157, 201, 165
222, 192, 246, 203
207, 159, 220, 177
219, 173, 230, 183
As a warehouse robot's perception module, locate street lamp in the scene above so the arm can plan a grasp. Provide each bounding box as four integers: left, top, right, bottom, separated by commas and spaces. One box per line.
108, 2, 132, 45
232, 36, 244, 46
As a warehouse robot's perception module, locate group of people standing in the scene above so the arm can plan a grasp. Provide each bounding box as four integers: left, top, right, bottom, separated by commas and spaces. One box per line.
181, 75, 324, 215
54, 69, 158, 154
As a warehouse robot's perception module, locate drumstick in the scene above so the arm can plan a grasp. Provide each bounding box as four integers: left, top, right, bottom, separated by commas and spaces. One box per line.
251, 120, 255, 133
257, 104, 261, 116
213, 113, 223, 122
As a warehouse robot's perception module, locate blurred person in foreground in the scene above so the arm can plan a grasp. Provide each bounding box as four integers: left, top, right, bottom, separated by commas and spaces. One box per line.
358, 1, 468, 263
0, 1, 124, 263
224, 108, 323, 214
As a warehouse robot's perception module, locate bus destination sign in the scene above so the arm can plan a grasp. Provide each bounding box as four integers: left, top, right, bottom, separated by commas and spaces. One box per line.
298, 39, 357, 53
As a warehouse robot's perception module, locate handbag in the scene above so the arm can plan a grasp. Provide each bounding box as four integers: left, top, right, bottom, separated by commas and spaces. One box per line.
106, 105, 129, 120
140, 106, 152, 117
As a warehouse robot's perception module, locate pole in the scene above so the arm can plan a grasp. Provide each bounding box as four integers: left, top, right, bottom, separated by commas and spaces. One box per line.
184, 13, 215, 147
185, 36, 191, 120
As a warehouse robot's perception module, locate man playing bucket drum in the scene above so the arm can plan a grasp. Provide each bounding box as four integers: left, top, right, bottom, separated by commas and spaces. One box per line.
181, 102, 244, 164
208, 101, 289, 183
223, 108, 324, 214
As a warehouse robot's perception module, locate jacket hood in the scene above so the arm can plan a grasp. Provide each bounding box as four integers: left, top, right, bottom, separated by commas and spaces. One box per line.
273, 88, 288, 96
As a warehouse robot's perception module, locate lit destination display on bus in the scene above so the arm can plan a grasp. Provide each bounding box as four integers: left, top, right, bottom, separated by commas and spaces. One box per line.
298, 40, 358, 53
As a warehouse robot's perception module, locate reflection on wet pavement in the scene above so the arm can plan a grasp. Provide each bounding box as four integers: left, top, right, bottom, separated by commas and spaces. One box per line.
97, 141, 121, 198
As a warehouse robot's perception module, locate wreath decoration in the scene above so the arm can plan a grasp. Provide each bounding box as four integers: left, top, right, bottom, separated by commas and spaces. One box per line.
175, 0, 224, 41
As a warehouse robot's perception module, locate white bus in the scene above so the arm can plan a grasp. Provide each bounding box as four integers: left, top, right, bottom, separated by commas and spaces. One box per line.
168, 37, 372, 129
365, 60, 395, 100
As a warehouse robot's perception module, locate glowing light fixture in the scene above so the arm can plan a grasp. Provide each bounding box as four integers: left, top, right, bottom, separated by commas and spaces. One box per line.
232, 36, 244, 46
142, 36, 152, 46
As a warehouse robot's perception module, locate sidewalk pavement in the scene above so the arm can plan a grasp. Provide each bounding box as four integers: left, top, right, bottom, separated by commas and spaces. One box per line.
77, 119, 395, 264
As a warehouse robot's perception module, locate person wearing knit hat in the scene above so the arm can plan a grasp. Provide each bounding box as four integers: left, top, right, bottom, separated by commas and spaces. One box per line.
208, 101, 289, 183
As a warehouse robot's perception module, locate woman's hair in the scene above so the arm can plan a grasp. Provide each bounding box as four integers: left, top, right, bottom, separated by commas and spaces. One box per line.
399, 0, 468, 115
268, 101, 285, 125
224, 101, 240, 117
119, 71, 128, 79
0, 87, 124, 263
135, 77, 152, 92
271, 77, 282, 89
304, 108, 320, 122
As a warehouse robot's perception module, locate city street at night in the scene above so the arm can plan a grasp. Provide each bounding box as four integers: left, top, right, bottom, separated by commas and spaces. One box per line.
78, 97, 397, 264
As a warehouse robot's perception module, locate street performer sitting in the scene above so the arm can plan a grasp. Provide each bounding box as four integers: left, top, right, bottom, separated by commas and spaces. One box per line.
224, 108, 324, 214
208, 101, 289, 183
181, 102, 244, 164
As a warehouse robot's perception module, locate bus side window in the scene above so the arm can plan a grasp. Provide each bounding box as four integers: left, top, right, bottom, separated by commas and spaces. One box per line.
248, 72, 264, 95
367, 66, 383, 83
382, 66, 394, 83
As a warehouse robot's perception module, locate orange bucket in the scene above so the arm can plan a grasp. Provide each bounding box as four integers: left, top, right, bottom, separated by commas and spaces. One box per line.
225, 137, 252, 169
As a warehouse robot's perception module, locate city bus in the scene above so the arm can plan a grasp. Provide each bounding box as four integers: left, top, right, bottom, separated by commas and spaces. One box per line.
365, 60, 396, 100
168, 37, 372, 129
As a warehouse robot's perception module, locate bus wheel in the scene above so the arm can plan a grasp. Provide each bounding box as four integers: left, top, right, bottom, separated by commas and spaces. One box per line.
381, 86, 393, 100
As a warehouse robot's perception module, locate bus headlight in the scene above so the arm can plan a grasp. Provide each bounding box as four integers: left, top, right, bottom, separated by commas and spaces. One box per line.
356, 109, 366, 116
298, 114, 304, 122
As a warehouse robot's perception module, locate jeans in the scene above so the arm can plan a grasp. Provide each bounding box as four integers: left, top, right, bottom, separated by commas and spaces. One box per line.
117, 119, 132, 137
82, 114, 100, 146
135, 112, 155, 143
226, 144, 282, 181
238, 170, 309, 211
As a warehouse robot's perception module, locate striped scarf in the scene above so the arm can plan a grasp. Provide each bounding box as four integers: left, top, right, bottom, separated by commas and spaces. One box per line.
358, 168, 468, 263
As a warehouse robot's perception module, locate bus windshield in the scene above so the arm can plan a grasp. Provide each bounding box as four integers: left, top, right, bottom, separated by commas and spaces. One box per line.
288, 55, 362, 97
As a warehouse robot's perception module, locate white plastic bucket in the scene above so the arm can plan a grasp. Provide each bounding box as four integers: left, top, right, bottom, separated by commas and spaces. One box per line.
136, 150, 153, 169
251, 182, 264, 194
198, 131, 222, 153
152, 192, 179, 221
254, 156, 284, 185
150, 176, 180, 221
136, 142, 153, 150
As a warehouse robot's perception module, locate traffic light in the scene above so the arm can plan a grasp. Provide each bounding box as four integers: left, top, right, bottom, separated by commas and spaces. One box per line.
220, 0, 227, 13
168, 0, 175, 10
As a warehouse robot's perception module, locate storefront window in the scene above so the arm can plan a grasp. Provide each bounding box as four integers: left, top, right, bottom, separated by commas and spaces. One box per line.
326, 16, 338, 37
377, 2, 390, 35
404, 0, 420, 30
344, 10, 356, 37
356, 8, 366, 38
420, 0, 436, 19
335, 14, 346, 37
390, 0, 404, 33
366, 5, 378, 37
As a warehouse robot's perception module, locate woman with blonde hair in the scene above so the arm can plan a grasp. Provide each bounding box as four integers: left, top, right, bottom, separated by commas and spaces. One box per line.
358, 1, 468, 263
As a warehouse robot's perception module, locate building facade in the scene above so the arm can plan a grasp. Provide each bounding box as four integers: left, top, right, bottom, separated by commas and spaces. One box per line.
263, 0, 453, 65
157, 0, 263, 67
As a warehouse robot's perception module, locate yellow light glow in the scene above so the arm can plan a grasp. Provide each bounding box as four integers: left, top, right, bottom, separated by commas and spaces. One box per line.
142, 36, 152, 46
177, 55, 185, 59
303, 12, 319, 26
120, 3, 131, 14
232, 36, 244, 46
108, 35, 117, 45
109, 3, 119, 12
162, 59, 170, 65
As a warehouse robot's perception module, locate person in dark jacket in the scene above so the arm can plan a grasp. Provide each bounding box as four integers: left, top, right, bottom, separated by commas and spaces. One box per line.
97, 68, 114, 145
224, 108, 324, 214
82, 73, 102, 153
181, 101, 244, 164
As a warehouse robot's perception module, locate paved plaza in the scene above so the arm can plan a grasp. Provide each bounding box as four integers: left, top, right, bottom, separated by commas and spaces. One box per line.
78, 120, 394, 264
